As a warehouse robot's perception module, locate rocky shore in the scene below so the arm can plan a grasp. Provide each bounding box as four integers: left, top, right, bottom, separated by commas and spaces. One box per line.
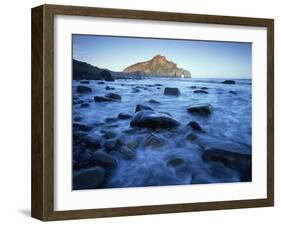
72, 72, 252, 189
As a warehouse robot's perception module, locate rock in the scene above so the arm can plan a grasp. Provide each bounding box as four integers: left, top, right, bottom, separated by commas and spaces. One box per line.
73, 115, 83, 121
101, 130, 117, 139
130, 110, 180, 129
100, 70, 114, 81
127, 140, 139, 150
82, 135, 101, 149
94, 96, 116, 102
155, 84, 162, 86
80, 103, 90, 108
144, 133, 166, 148
92, 151, 116, 168
97, 81, 105, 84
196, 135, 252, 181
73, 131, 87, 143
164, 87, 181, 96
135, 104, 153, 112
77, 85, 92, 93
105, 93, 121, 100
149, 99, 160, 104
222, 80, 235, 84
132, 87, 141, 93
201, 87, 208, 90
193, 89, 208, 94
105, 86, 114, 90
167, 157, 186, 167
118, 146, 136, 160
73, 122, 92, 132
187, 104, 213, 116
73, 167, 105, 189
80, 80, 90, 84
118, 113, 131, 120
156, 87, 161, 90
104, 139, 122, 152
186, 133, 198, 141
187, 121, 204, 132
229, 90, 237, 94
105, 117, 118, 123
190, 86, 197, 89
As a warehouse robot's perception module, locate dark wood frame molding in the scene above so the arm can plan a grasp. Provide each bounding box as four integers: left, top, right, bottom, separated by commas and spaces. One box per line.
31, 4, 274, 221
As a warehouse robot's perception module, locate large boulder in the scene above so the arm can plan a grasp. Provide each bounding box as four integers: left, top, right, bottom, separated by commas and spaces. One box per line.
77, 85, 92, 93
100, 70, 115, 81
130, 110, 180, 129
196, 135, 252, 181
164, 87, 181, 96
187, 104, 213, 116
73, 166, 105, 189
135, 104, 153, 112
92, 151, 116, 168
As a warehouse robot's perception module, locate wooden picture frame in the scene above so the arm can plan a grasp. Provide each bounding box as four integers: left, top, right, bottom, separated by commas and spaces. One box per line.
31, 4, 274, 221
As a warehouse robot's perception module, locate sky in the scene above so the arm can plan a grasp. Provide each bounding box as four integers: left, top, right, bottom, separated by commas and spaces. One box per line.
72, 34, 252, 79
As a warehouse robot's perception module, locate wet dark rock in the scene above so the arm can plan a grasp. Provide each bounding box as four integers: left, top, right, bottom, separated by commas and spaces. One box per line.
149, 99, 160, 104
105, 117, 118, 123
187, 121, 204, 132
187, 104, 213, 116
92, 151, 116, 168
73, 131, 87, 143
229, 90, 237, 94
190, 86, 197, 89
156, 87, 161, 90
97, 81, 105, 84
193, 89, 209, 94
105, 86, 114, 90
82, 135, 101, 149
73, 166, 105, 189
201, 87, 208, 90
144, 133, 166, 148
77, 85, 92, 93
118, 146, 136, 160
73, 115, 83, 121
118, 113, 131, 120
130, 110, 180, 129
167, 157, 186, 167
94, 96, 116, 102
164, 87, 181, 96
105, 93, 121, 100
155, 84, 163, 86
135, 104, 153, 112
80, 80, 90, 84
80, 103, 90, 108
132, 88, 141, 93
104, 139, 122, 152
100, 70, 115, 81
73, 122, 92, 132
222, 80, 235, 84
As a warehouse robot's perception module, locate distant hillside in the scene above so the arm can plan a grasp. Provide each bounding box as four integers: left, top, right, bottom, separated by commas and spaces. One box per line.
73, 59, 103, 80
123, 55, 191, 78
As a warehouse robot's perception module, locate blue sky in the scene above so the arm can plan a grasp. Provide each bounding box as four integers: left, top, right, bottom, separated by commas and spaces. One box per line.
73, 34, 252, 78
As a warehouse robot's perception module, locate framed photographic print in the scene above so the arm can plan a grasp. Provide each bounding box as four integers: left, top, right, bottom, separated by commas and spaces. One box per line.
31, 4, 274, 221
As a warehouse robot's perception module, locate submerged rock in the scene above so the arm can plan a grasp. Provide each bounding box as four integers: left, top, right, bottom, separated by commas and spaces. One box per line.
190, 86, 197, 89
118, 146, 136, 160
105, 86, 114, 90
101, 130, 117, 139
132, 88, 141, 93
164, 87, 181, 96
73, 122, 92, 132
80, 103, 90, 108
100, 70, 114, 81
135, 104, 153, 112
77, 85, 92, 93
185, 133, 198, 141
193, 89, 209, 94
97, 81, 105, 84
167, 157, 186, 167
82, 135, 101, 149
222, 80, 235, 84
130, 110, 180, 129
118, 113, 131, 120
105, 93, 122, 100
73, 166, 105, 189
144, 133, 166, 148
92, 151, 116, 168
149, 99, 160, 104
187, 121, 204, 132
229, 90, 237, 94
104, 139, 122, 152
201, 87, 208, 90
187, 104, 213, 116
94, 96, 116, 102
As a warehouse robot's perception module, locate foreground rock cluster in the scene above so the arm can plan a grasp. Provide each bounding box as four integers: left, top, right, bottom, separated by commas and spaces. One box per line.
72, 76, 251, 189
